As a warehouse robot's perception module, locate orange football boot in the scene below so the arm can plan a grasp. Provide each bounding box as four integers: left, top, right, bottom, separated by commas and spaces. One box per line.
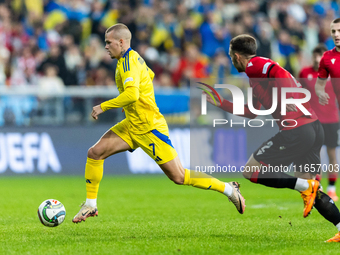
300, 180, 319, 218
326, 232, 340, 242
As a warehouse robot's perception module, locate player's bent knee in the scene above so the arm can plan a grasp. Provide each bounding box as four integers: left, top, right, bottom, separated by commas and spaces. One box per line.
242, 170, 252, 180
87, 147, 104, 160
170, 175, 184, 185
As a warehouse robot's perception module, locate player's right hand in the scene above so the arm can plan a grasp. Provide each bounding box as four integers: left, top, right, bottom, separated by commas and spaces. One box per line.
203, 91, 224, 107
316, 90, 330, 105
91, 105, 104, 120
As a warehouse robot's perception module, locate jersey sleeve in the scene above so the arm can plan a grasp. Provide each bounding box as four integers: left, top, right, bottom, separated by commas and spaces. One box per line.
100, 56, 141, 111
120, 57, 141, 89
148, 66, 155, 81
268, 64, 291, 80
318, 55, 329, 79
245, 58, 275, 79
100, 86, 139, 111
268, 64, 298, 98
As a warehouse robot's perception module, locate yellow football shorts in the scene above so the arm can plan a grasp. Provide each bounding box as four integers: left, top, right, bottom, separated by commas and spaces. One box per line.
110, 119, 178, 164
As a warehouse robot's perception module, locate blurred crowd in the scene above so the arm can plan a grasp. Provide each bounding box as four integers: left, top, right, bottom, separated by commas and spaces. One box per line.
0, 0, 339, 90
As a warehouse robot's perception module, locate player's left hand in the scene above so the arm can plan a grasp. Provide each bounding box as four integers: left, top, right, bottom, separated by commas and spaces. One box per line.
317, 91, 330, 105
286, 104, 297, 112
91, 105, 104, 120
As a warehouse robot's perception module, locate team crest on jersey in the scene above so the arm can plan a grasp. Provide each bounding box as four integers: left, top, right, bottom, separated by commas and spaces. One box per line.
307, 74, 313, 80
331, 58, 336, 64
247, 62, 253, 67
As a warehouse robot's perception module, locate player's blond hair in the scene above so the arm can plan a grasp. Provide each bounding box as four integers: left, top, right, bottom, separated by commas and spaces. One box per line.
331, 18, 340, 24
106, 23, 132, 41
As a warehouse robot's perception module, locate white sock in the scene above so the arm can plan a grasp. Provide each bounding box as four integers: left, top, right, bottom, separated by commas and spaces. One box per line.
85, 198, 97, 207
336, 222, 340, 232
328, 185, 336, 192
223, 183, 233, 197
294, 178, 309, 192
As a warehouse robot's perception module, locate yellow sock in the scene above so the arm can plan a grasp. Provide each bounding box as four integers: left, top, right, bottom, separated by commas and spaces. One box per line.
85, 157, 104, 199
183, 169, 225, 193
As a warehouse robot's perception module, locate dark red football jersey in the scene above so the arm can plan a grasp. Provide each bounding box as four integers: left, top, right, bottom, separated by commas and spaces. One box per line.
299, 66, 338, 124
245, 56, 318, 130
318, 48, 340, 79
318, 47, 340, 107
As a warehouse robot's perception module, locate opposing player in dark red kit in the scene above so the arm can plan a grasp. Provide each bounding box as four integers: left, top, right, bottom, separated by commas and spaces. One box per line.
206, 34, 340, 242
299, 44, 339, 202
314, 18, 340, 242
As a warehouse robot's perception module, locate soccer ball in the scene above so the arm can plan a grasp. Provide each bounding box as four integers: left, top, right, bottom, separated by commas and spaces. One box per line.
37, 199, 66, 227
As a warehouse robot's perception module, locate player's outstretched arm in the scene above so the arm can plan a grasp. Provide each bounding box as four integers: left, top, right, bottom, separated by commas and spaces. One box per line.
92, 86, 139, 120
315, 78, 329, 105
101, 86, 139, 109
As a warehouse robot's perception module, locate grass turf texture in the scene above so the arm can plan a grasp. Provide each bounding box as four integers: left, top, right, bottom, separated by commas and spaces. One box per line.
0, 175, 339, 255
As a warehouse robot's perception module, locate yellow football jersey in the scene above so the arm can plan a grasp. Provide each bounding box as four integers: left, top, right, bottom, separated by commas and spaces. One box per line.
109, 48, 166, 134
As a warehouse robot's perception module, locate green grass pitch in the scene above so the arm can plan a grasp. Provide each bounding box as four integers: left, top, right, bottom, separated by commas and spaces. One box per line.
0, 175, 339, 255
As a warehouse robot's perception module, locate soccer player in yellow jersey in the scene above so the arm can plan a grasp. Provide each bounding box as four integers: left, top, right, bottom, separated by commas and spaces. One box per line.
72, 23, 245, 223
